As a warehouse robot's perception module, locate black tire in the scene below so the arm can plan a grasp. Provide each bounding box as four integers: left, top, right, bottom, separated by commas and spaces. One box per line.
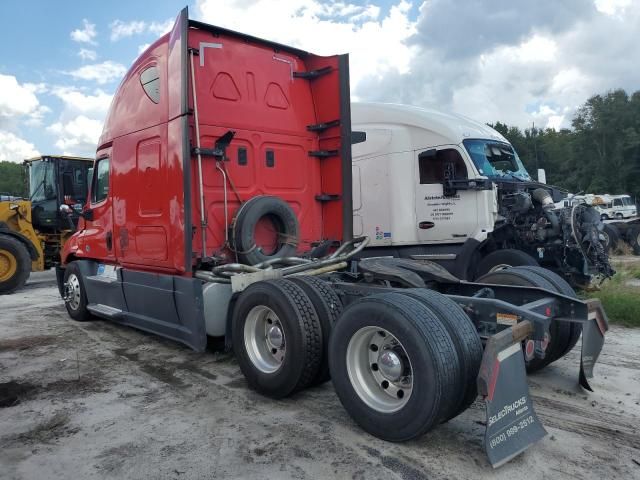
601, 224, 620, 252
474, 249, 539, 279
231, 195, 299, 265
231, 279, 322, 398
600, 214, 609, 221
288, 276, 343, 386
615, 213, 624, 220
0, 235, 31, 295
398, 289, 482, 421
628, 225, 640, 255
329, 292, 460, 441
509, 266, 581, 358
63, 262, 92, 321
476, 268, 571, 372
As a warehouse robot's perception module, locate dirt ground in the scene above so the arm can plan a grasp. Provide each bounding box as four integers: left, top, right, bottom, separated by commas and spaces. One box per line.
1, 271, 639, 480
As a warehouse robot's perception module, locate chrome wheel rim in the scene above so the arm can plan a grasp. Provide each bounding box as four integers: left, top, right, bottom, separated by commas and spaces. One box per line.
244, 305, 286, 374
346, 326, 413, 413
65, 274, 81, 311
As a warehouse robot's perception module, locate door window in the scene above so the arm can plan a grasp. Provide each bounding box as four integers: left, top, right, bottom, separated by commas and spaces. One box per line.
91, 157, 110, 204
419, 148, 467, 184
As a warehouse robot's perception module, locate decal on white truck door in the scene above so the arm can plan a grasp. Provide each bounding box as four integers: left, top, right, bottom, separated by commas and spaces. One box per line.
375, 226, 391, 241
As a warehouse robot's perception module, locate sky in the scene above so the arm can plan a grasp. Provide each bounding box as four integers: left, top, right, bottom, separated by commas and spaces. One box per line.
0, 0, 638, 163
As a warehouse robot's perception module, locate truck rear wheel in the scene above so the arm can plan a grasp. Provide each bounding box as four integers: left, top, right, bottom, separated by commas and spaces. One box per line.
231, 279, 322, 398
627, 225, 640, 255
474, 249, 538, 279
288, 276, 342, 386
476, 268, 571, 372
510, 266, 581, 358
329, 292, 460, 441
398, 288, 482, 421
601, 224, 620, 252
0, 235, 31, 295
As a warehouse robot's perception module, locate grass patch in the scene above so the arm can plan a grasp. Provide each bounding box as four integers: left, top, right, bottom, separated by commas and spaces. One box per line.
585, 259, 640, 327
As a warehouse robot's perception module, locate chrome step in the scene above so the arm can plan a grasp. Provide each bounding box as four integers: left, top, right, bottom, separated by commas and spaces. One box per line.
87, 303, 123, 319
86, 275, 119, 284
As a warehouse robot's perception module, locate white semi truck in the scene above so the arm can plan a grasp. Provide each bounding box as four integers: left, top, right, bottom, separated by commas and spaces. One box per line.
351, 103, 614, 287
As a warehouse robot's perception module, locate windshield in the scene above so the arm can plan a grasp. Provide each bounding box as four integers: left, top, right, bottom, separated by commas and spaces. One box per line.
59, 159, 90, 204
29, 160, 57, 202
463, 139, 531, 180
622, 196, 633, 206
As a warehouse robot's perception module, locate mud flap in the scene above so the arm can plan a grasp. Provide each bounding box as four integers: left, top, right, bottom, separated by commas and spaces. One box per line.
478, 322, 547, 468
579, 299, 609, 391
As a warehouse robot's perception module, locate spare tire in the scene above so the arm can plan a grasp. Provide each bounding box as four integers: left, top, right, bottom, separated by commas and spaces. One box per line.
231, 195, 299, 265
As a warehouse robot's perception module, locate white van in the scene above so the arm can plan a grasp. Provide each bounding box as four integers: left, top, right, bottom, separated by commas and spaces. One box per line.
595, 194, 636, 219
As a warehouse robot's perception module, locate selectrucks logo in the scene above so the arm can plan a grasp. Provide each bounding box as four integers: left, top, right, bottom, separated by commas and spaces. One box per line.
488, 396, 528, 427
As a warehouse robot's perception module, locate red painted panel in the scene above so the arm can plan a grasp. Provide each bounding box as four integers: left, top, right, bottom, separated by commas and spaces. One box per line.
65, 10, 351, 276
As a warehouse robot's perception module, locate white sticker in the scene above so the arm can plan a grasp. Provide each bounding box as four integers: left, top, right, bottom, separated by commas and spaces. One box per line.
97, 264, 117, 279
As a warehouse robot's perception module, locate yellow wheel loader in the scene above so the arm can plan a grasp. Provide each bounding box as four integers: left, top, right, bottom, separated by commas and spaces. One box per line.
0, 155, 92, 294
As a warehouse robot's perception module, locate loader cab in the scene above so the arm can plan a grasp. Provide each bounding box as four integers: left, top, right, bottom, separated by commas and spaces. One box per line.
26, 156, 93, 233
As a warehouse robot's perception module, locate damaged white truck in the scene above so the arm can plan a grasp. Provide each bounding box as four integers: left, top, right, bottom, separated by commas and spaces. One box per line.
351, 103, 614, 288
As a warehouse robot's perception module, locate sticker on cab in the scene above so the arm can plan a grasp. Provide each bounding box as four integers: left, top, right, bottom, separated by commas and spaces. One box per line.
496, 313, 518, 326
97, 264, 117, 280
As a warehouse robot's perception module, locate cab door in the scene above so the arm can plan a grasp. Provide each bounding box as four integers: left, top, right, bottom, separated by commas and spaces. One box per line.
414, 145, 479, 242
81, 150, 115, 262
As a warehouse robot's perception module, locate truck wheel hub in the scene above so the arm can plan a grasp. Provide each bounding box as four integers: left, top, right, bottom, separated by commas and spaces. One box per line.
378, 350, 403, 382
244, 305, 286, 374
267, 325, 284, 349
0, 249, 17, 282
346, 326, 413, 413
64, 274, 81, 310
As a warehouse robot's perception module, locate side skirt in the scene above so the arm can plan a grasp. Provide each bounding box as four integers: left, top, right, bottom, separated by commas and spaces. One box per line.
77, 260, 207, 351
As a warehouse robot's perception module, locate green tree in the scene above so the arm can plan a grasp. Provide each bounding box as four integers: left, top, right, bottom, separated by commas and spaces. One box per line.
0, 162, 27, 197
490, 88, 640, 202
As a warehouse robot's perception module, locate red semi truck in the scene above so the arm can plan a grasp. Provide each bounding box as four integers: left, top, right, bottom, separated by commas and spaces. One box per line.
57, 8, 608, 468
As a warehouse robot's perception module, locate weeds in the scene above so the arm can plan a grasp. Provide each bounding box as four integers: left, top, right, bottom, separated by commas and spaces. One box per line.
586, 257, 640, 327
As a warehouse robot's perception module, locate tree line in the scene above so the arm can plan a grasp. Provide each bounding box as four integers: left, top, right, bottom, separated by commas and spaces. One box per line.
491, 89, 640, 200
0, 161, 27, 197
